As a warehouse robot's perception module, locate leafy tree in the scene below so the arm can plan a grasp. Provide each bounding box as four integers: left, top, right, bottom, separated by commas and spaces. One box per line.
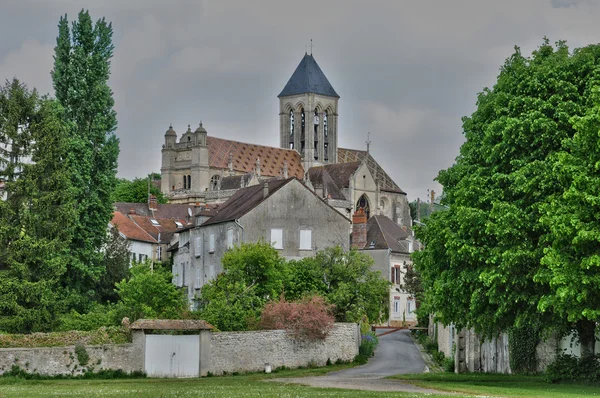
114, 261, 186, 322
96, 225, 131, 303
111, 175, 167, 204
196, 242, 286, 331
287, 247, 389, 323
51, 10, 120, 306
0, 93, 76, 332
414, 39, 600, 346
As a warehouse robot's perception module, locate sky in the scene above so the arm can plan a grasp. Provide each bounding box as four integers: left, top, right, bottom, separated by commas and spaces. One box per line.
1, 0, 599, 201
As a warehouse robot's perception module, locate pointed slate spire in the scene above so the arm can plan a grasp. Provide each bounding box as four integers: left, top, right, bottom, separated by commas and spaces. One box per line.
278, 53, 339, 98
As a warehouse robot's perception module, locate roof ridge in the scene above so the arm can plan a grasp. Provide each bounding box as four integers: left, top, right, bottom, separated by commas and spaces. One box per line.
128, 214, 159, 243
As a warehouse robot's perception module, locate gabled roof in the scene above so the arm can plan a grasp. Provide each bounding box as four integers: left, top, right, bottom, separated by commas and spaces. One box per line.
278, 54, 339, 98
363, 215, 410, 253
307, 166, 349, 200
111, 212, 157, 244
207, 136, 304, 179
201, 178, 294, 226
114, 202, 194, 219
337, 148, 405, 194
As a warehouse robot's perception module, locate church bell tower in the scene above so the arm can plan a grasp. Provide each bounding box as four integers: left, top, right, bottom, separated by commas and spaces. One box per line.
278, 52, 339, 169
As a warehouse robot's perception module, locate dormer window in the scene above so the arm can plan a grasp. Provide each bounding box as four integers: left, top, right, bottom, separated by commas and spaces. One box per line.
174, 221, 183, 228
150, 219, 160, 226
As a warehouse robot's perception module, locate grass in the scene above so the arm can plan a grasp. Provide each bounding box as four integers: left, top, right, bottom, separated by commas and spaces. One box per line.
0, 365, 455, 398
390, 373, 600, 397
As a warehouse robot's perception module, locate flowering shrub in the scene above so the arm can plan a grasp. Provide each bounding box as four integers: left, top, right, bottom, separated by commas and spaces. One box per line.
259, 295, 335, 341
359, 331, 379, 357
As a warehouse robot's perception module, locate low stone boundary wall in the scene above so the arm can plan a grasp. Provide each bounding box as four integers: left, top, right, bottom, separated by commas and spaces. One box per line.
0, 343, 142, 376
209, 323, 360, 375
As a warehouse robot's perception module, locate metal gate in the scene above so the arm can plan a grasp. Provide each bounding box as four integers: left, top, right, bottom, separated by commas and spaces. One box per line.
144, 335, 199, 377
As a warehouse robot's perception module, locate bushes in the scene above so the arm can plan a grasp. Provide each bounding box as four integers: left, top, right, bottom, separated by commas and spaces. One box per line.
0, 327, 130, 348
545, 354, 600, 383
1, 366, 146, 380
260, 295, 335, 341
359, 332, 379, 357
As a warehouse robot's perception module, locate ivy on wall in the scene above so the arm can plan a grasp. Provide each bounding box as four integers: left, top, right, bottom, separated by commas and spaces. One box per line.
508, 326, 539, 373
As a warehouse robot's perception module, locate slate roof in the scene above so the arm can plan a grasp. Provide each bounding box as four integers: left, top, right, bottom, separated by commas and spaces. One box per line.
337, 148, 405, 194
201, 178, 294, 226
207, 136, 304, 179
278, 54, 339, 98
219, 173, 253, 190
363, 215, 410, 253
307, 166, 349, 200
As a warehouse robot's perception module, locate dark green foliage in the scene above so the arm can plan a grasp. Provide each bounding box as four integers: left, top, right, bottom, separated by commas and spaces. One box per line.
544, 354, 600, 383
96, 226, 131, 303
0, 82, 76, 333
414, 39, 600, 343
111, 176, 167, 204
57, 304, 119, 331
113, 261, 186, 322
51, 10, 120, 307
443, 357, 455, 373
2, 365, 146, 380
358, 332, 379, 357
508, 325, 540, 374
287, 247, 389, 323
74, 343, 89, 366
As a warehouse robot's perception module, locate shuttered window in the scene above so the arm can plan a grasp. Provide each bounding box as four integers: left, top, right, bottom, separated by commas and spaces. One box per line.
209, 234, 215, 253
270, 229, 283, 249
299, 229, 311, 250
194, 237, 202, 257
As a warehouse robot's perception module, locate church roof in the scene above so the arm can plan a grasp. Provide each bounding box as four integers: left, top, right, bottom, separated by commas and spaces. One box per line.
207, 136, 304, 179
278, 53, 339, 98
337, 148, 405, 194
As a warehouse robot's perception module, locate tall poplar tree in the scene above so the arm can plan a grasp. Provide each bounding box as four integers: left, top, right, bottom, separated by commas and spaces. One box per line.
51, 10, 120, 305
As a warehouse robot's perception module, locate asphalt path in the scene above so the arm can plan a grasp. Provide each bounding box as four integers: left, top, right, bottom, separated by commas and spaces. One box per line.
267, 329, 454, 394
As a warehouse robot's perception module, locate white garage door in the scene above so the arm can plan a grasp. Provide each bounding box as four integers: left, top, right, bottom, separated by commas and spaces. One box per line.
144, 335, 199, 378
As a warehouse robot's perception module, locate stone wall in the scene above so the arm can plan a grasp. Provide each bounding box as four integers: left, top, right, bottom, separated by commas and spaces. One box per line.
209, 323, 360, 375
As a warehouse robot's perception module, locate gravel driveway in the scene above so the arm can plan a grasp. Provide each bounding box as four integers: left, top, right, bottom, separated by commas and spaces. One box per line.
268, 329, 455, 394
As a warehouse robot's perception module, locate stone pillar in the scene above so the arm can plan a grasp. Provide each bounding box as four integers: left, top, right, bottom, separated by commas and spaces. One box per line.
198, 330, 212, 376
131, 330, 146, 373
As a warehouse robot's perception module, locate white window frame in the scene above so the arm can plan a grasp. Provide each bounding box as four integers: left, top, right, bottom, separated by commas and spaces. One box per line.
156, 246, 162, 261
299, 229, 312, 250
209, 234, 215, 253
195, 268, 201, 290
407, 298, 415, 314
227, 228, 234, 249
393, 297, 400, 315
270, 228, 283, 250
194, 236, 202, 257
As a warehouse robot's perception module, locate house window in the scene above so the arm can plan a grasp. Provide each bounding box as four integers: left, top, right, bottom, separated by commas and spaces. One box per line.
391, 265, 401, 285
299, 229, 311, 250
271, 228, 283, 249
195, 268, 201, 289
150, 218, 160, 226
227, 228, 234, 249
156, 246, 162, 261
407, 298, 415, 314
391, 267, 396, 284
209, 264, 215, 281
209, 234, 215, 253
408, 240, 414, 253
393, 297, 400, 315
194, 236, 202, 257
138, 253, 143, 263
182, 262, 187, 286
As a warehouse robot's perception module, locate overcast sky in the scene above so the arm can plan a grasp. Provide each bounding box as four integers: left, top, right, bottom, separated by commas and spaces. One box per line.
1, 0, 599, 201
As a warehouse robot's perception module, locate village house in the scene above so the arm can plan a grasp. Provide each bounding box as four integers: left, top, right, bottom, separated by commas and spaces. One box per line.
171, 177, 351, 305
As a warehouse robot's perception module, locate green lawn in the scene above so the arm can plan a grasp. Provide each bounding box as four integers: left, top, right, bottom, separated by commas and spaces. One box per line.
390, 373, 600, 398
0, 365, 454, 398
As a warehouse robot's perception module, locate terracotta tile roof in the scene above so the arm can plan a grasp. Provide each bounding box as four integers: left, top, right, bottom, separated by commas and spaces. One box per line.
207, 136, 304, 179
114, 202, 195, 219
110, 212, 157, 243
201, 178, 294, 226
130, 319, 214, 331
129, 215, 187, 243
337, 148, 405, 194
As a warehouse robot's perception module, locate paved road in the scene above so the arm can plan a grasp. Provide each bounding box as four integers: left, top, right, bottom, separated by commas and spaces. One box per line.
328, 329, 427, 378
268, 329, 454, 394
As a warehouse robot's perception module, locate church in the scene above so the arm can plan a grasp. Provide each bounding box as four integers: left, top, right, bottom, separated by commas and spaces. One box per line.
159, 52, 411, 230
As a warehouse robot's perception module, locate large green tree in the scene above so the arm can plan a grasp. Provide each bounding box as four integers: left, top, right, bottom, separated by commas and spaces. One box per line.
51, 10, 120, 305
0, 89, 77, 332
414, 39, 600, 346
111, 175, 167, 204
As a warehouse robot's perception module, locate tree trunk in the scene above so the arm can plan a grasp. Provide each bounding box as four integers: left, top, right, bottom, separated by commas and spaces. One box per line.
576, 319, 596, 358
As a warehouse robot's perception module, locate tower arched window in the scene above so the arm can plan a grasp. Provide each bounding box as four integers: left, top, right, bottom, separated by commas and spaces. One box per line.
210, 175, 221, 191
314, 110, 319, 135
183, 175, 187, 189
356, 194, 370, 219
324, 111, 328, 140
301, 108, 305, 134
187, 175, 191, 190
289, 110, 294, 149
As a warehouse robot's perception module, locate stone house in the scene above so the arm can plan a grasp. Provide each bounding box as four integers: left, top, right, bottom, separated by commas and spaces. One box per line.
171, 177, 351, 305
351, 209, 417, 327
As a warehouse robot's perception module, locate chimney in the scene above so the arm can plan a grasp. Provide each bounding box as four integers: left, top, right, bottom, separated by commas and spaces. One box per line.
351, 207, 368, 249
148, 194, 158, 211
263, 182, 269, 199
128, 208, 136, 215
